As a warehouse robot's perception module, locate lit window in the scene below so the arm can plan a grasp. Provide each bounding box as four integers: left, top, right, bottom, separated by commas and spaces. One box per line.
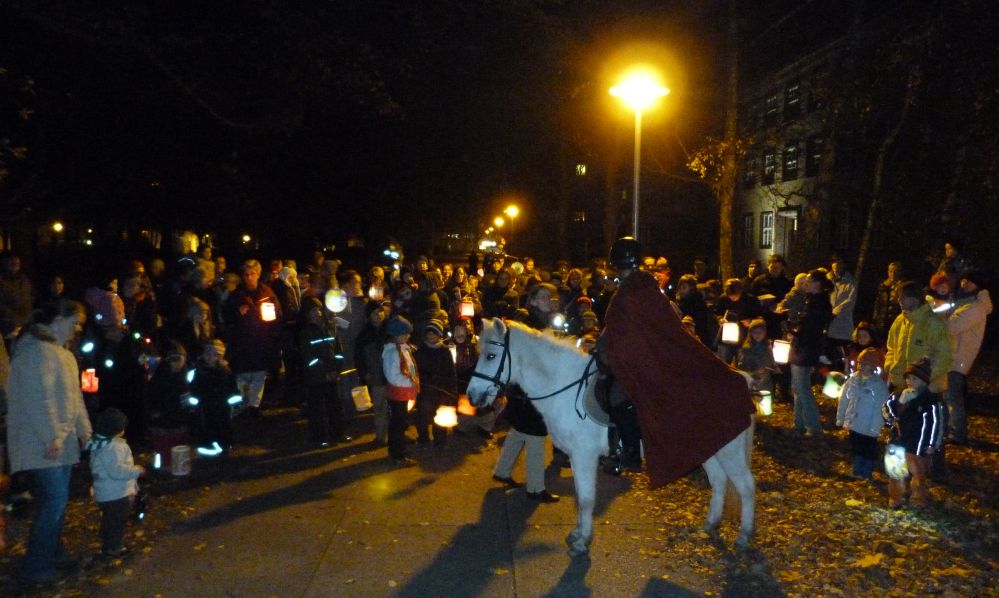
763, 148, 777, 184
765, 93, 780, 125
806, 136, 824, 177
783, 142, 799, 181
576, 164, 587, 176
742, 154, 757, 188
760, 211, 774, 249
784, 81, 800, 120
573, 211, 587, 223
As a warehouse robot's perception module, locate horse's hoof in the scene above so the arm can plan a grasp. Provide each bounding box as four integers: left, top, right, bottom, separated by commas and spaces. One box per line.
565, 530, 580, 546
702, 523, 720, 536
568, 545, 590, 558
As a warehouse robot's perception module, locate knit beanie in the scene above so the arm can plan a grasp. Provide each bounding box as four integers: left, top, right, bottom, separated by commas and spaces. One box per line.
386, 316, 413, 337
904, 358, 932, 384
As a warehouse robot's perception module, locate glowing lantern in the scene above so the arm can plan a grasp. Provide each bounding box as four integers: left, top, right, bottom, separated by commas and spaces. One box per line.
153, 452, 162, 469
459, 299, 475, 319
457, 394, 477, 416
822, 371, 847, 398
772, 340, 791, 364
448, 344, 458, 363
407, 399, 416, 412
757, 390, 773, 416
81, 368, 99, 393
721, 321, 741, 345
325, 288, 349, 313
351, 386, 373, 411
260, 301, 277, 321
884, 443, 909, 480
433, 405, 458, 428
368, 286, 384, 301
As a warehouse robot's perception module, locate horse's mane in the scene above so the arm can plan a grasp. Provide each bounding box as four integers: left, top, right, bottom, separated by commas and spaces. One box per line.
498, 320, 589, 357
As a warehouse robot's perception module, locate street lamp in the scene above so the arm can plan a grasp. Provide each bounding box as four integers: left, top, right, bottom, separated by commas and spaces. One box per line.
493, 216, 505, 228
610, 71, 669, 239
503, 205, 519, 249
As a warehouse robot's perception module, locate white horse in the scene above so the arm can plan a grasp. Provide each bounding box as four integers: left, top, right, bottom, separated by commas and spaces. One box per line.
466, 318, 756, 557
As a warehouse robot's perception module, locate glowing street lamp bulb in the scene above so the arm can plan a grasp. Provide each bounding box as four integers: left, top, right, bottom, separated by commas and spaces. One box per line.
494, 217, 505, 228
504, 205, 519, 218
610, 74, 670, 111
241, 234, 251, 243
52, 221, 65, 233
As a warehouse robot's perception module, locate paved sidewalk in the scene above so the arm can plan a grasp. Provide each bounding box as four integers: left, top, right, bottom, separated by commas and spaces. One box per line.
100, 418, 724, 598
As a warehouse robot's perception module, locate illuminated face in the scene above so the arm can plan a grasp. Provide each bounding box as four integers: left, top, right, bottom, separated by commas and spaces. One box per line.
832, 261, 845, 277
855, 329, 872, 346
369, 307, 387, 325
54, 312, 85, 346
887, 263, 898, 279
750, 327, 766, 342
243, 268, 260, 289
944, 243, 957, 258
768, 260, 783, 276
453, 325, 467, 343
530, 289, 558, 314
747, 263, 759, 278
905, 373, 927, 389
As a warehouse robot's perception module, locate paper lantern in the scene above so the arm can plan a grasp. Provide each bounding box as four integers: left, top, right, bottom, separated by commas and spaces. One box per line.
757, 390, 773, 416
822, 371, 847, 398
434, 405, 458, 428
325, 288, 349, 313
721, 321, 741, 345
459, 299, 475, 319
81, 368, 99, 393
884, 443, 909, 480
260, 301, 277, 321
351, 386, 373, 411
772, 340, 791, 364
368, 286, 385, 301
457, 394, 477, 416
407, 399, 416, 412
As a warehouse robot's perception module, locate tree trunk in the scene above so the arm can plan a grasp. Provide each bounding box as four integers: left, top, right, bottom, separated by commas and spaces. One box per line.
855, 70, 917, 283
718, 0, 739, 280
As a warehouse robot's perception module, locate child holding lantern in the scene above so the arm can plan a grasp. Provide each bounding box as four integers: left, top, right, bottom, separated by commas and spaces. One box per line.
382, 316, 419, 466
836, 348, 889, 480
883, 358, 944, 508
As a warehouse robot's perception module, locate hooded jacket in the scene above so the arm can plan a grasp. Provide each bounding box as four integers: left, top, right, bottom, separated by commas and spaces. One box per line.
947, 290, 992, 375
6, 325, 92, 473
885, 302, 953, 392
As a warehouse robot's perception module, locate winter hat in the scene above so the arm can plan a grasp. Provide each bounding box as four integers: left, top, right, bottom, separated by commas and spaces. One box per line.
424, 319, 445, 337
857, 347, 884, 367
365, 300, 389, 318
904, 358, 932, 384
748, 318, 767, 332
386, 316, 413, 337
929, 272, 950, 291
95, 408, 128, 438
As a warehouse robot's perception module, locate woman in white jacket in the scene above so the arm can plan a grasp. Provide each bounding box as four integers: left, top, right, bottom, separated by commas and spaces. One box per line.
6, 299, 91, 584
946, 272, 992, 444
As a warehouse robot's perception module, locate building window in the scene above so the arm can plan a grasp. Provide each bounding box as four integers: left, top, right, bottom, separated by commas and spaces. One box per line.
784, 81, 801, 121
806, 135, 824, 177
760, 211, 774, 249
742, 213, 755, 248
764, 93, 780, 126
783, 142, 799, 181
573, 211, 587, 223
742, 154, 757, 188
576, 164, 587, 176
763, 148, 777, 184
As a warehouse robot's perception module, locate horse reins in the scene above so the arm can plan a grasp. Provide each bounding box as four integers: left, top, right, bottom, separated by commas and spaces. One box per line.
470, 326, 599, 418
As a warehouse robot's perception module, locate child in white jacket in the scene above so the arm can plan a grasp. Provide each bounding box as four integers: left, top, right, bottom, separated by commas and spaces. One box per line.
87, 408, 144, 558
836, 348, 889, 480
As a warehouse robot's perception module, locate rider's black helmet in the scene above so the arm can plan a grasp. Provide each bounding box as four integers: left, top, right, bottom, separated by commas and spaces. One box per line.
609, 237, 642, 270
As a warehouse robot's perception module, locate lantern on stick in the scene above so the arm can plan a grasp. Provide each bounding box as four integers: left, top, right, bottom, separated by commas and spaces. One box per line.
81, 368, 99, 393
757, 390, 773, 416
457, 394, 477, 416
459, 299, 475, 319
772, 340, 791, 364
368, 286, 385, 301
822, 371, 847, 398
721, 321, 741, 345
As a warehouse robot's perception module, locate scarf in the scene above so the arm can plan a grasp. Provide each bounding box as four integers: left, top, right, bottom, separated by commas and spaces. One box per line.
396, 342, 420, 391
86, 433, 115, 453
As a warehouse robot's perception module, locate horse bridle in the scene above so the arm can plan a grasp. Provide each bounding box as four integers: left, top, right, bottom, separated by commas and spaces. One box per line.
470, 326, 599, 412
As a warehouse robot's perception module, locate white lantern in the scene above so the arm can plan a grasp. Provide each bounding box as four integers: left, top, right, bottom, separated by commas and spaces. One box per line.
884, 443, 909, 480
368, 286, 385, 301
407, 399, 416, 412
459, 299, 475, 318
721, 321, 741, 344
433, 405, 458, 428
822, 371, 847, 398
772, 340, 791, 364
325, 288, 349, 313
260, 301, 277, 321
757, 390, 773, 416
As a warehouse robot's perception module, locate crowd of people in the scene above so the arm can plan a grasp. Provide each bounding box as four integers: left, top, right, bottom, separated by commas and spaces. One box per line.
0, 236, 991, 584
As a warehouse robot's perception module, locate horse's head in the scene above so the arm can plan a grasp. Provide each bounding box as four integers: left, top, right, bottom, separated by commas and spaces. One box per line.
466, 317, 511, 407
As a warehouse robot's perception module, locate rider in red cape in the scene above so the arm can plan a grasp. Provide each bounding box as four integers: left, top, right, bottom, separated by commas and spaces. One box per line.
603, 238, 755, 488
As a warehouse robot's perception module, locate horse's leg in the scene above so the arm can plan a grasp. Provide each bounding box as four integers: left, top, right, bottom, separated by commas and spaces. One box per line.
565, 447, 599, 557
718, 427, 756, 547
702, 455, 727, 535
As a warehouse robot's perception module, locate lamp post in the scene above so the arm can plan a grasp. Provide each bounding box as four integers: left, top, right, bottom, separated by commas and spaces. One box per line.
503, 204, 519, 250
610, 72, 669, 240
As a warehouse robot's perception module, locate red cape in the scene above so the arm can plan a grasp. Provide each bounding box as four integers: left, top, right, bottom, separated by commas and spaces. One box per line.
604, 271, 755, 488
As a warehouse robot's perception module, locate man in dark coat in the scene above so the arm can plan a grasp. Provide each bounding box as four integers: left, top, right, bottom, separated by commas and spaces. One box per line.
603, 238, 755, 488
